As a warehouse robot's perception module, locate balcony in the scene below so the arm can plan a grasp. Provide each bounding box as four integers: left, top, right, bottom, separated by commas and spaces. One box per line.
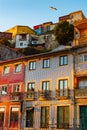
56, 89, 70, 99
78, 36, 87, 45
39, 90, 52, 100
75, 88, 87, 98
10, 92, 23, 101
57, 123, 69, 129
24, 91, 37, 100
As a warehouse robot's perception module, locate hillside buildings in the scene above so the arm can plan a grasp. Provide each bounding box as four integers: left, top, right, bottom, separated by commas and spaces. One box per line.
0, 10, 87, 130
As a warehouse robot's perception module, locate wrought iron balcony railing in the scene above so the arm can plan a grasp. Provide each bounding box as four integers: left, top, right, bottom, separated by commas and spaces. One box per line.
56, 89, 70, 99
10, 92, 23, 101
75, 88, 87, 98
39, 90, 52, 100
24, 91, 37, 100
57, 123, 69, 129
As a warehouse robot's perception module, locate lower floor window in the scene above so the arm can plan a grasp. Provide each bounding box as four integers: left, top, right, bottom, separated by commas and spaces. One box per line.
26, 108, 34, 128
40, 106, 49, 128
57, 106, 69, 129
10, 108, 19, 128
0, 112, 4, 127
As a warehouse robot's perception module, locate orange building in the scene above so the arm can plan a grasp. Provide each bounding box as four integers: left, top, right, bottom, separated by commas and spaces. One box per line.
0, 58, 25, 130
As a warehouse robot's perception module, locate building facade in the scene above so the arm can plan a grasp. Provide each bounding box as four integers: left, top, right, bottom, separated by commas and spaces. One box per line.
0, 58, 25, 130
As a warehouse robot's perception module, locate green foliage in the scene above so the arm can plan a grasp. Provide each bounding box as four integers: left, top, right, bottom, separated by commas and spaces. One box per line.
54, 21, 74, 46
0, 38, 12, 47
18, 47, 41, 55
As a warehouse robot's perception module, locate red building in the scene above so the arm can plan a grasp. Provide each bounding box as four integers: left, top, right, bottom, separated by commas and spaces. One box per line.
0, 58, 25, 130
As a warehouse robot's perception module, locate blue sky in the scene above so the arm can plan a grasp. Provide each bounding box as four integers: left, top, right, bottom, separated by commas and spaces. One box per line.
0, 0, 87, 31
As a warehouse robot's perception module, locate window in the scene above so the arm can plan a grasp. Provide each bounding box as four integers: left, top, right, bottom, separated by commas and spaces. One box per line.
10, 108, 19, 128
26, 108, 34, 128
42, 81, 50, 91
78, 53, 87, 63
43, 59, 50, 68
27, 83, 35, 91
29, 61, 36, 70
59, 79, 68, 96
79, 79, 87, 89
40, 106, 49, 128
13, 85, 20, 92
20, 42, 23, 46
15, 64, 21, 73
57, 106, 69, 129
59, 55, 68, 66
1, 86, 7, 95
0, 108, 5, 127
3, 66, 9, 74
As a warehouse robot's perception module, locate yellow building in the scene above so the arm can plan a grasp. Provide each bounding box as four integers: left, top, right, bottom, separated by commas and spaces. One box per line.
6, 25, 36, 43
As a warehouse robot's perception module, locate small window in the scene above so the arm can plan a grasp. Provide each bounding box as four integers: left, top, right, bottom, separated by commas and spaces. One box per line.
59, 55, 68, 66
3, 66, 9, 74
13, 85, 20, 92
1, 86, 7, 95
78, 53, 87, 63
15, 64, 21, 73
29, 61, 36, 70
27, 83, 35, 91
20, 43, 23, 46
43, 59, 50, 68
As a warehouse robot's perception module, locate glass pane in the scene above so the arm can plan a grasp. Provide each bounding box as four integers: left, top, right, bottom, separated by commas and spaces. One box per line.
60, 57, 63, 65
26, 108, 34, 127
43, 60, 46, 68
64, 80, 68, 89
33, 62, 36, 69
47, 59, 50, 67
84, 54, 87, 61
65, 107, 69, 123
64, 56, 67, 65
41, 107, 49, 128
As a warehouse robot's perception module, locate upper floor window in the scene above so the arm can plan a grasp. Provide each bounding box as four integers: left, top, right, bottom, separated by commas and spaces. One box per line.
13, 84, 20, 92
1, 86, 7, 95
29, 61, 36, 70
78, 53, 87, 63
59, 55, 68, 66
27, 82, 35, 91
15, 64, 21, 73
3, 66, 10, 75
43, 59, 50, 68
42, 81, 50, 91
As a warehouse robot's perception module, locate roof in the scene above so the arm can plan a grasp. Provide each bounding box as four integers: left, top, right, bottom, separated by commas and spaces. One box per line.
0, 46, 72, 65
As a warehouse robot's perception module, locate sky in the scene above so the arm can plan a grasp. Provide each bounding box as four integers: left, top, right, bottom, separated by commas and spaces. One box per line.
0, 0, 87, 32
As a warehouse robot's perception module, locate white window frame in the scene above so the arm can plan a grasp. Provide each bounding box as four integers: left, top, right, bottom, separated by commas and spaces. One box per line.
29, 61, 36, 70
1, 86, 7, 95
27, 82, 35, 91
43, 59, 50, 68
59, 79, 68, 96
78, 53, 87, 63
13, 84, 20, 92
15, 64, 21, 73
42, 81, 50, 91
59, 55, 68, 66
3, 66, 10, 75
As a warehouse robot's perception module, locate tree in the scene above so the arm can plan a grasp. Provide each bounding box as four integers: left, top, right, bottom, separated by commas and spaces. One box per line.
0, 38, 12, 47
54, 21, 74, 46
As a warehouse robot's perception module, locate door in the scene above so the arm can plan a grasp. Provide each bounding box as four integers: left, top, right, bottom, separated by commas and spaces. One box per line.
80, 106, 87, 130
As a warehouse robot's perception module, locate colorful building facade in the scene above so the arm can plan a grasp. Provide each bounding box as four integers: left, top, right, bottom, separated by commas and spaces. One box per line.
0, 59, 25, 130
